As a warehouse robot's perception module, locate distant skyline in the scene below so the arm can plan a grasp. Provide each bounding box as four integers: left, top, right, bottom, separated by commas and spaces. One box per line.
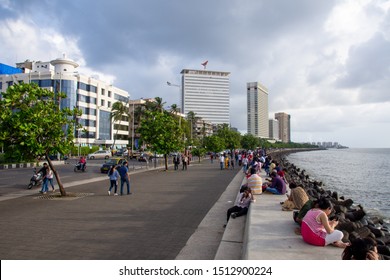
1, 0, 389, 148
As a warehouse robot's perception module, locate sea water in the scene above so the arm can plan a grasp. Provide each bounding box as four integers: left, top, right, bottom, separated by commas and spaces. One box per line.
287, 148, 390, 223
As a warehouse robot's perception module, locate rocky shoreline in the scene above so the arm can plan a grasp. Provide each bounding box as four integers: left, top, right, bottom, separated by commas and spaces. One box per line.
269, 149, 390, 259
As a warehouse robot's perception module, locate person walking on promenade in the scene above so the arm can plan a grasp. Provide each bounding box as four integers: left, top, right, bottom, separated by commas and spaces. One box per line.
224, 155, 230, 169
301, 197, 348, 248
118, 161, 131, 195
108, 165, 120, 196
46, 165, 55, 192
39, 163, 48, 194
219, 154, 225, 170
173, 154, 180, 170
210, 153, 214, 164
182, 154, 188, 170
242, 156, 248, 173
230, 155, 235, 169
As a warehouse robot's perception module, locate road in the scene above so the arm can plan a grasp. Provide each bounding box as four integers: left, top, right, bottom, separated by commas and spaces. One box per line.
0, 158, 158, 195
0, 159, 240, 259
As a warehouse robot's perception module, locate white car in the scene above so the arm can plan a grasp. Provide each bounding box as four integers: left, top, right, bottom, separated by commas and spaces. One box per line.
87, 150, 111, 160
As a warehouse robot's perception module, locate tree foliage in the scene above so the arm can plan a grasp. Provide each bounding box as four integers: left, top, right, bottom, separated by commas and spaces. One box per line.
138, 110, 183, 170
203, 135, 225, 153
110, 101, 129, 152
241, 133, 259, 150
0, 83, 81, 195
215, 124, 241, 151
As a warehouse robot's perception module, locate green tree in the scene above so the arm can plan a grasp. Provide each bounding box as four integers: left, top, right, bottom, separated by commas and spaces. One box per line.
241, 133, 259, 150
191, 146, 207, 163
0, 83, 81, 196
138, 110, 183, 170
186, 111, 197, 143
110, 101, 129, 153
215, 124, 241, 152
145, 97, 166, 113
204, 135, 225, 154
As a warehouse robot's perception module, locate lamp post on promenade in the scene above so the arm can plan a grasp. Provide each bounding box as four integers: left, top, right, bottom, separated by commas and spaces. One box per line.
166, 81, 183, 135
130, 98, 135, 157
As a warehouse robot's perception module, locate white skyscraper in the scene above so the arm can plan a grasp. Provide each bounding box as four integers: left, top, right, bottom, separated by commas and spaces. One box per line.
247, 82, 269, 138
181, 69, 230, 125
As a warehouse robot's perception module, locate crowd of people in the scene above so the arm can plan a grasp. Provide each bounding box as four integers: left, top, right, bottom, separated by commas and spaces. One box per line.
223, 149, 386, 260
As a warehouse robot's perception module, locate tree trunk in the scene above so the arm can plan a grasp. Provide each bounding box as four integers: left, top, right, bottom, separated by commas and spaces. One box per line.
164, 154, 168, 170
46, 154, 67, 196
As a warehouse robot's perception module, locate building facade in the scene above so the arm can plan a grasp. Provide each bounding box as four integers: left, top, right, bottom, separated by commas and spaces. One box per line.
0, 56, 130, 150
269, 119, 280, 141
180, 69, 230, 125
247, 82, 269, 138
275, 112, 291, 143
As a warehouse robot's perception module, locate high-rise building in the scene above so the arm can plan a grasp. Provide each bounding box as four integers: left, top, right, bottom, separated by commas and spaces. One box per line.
269, 119, 280, 141
247, 82, 269, 138
0, 56, 130, 150
275, 112, 291, 143
180, 69, 230, 125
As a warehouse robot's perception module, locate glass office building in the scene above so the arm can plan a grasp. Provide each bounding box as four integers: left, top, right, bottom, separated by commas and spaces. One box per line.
0, 56, 130, 149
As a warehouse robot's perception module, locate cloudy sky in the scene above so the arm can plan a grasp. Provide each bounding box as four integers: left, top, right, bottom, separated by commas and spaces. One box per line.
1, 0, 389, 148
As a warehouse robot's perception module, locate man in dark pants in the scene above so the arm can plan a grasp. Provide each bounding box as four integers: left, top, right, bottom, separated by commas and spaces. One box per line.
224, 186, 253, 227
118, 161, 131, 195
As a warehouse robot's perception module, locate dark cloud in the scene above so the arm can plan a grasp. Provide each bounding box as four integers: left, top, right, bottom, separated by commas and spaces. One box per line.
12, 0, 335, 69
2, 0, 390, 147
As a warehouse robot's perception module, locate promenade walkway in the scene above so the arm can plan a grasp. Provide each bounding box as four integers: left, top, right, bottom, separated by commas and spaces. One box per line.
0, 160, 239, 260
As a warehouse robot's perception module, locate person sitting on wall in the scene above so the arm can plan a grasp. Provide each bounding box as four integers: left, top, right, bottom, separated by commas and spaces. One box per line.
301, 197, 348, 248
282, 182, 309, 211
247, 167, 263, 195
224, 186, 253, 228
263, 171, 286, 195
342, 237, 381, 260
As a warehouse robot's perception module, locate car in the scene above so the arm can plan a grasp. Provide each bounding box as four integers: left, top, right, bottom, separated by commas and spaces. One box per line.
100, 158, 127, 173
88, 150, 111, 160
115, 148, 129, 157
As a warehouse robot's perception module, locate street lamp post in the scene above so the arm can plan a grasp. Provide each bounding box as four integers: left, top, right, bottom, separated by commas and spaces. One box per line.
131, 100, 135, 157
166, 81, 183, 131
166, 81, 181, 107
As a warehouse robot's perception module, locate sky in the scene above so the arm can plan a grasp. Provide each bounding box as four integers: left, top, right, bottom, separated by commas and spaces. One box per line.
1, 0, 389, 148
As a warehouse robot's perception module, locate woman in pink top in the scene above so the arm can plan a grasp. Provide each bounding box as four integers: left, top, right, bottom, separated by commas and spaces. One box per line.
301, 197, 348, 248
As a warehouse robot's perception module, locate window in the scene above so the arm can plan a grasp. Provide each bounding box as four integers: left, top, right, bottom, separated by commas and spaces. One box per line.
101, 99, 105, 106
99, 110, 111, 140
101, 89, 105, 95
108, 91, 111, 97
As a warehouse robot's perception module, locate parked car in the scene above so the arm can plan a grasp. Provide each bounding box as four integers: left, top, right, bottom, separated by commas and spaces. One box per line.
115, 148, 129, 157
100, 158, 127, 173
88, 150, 111, 160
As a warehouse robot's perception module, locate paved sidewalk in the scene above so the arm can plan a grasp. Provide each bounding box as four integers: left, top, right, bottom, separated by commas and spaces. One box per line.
0, 160, 239, 260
